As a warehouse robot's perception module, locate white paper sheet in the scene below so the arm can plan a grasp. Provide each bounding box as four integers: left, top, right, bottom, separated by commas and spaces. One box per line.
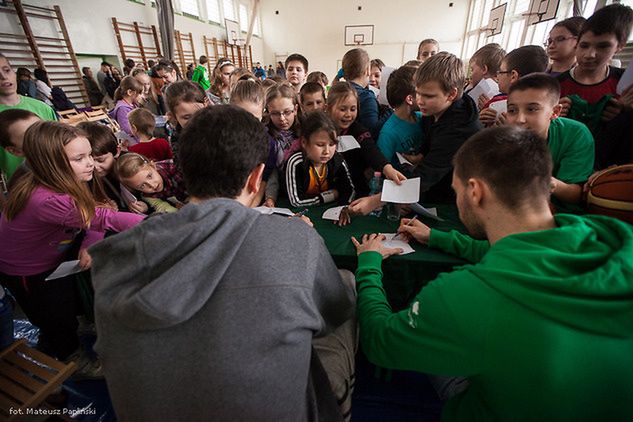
45, 260, 83, 281
396, 152, 413, 166
337, 135, 361, 153
380, 178, 420, 204
489, 99, 507, 114
617, 65, 633, 95
322, 206, 346, 221
380, 233, 415, 255
254, 207, 295, 216
467, 78, 499, 104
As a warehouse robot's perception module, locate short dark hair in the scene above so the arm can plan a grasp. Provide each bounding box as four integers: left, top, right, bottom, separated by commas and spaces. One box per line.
552, 16, 586, 37
503, 45, 549, 77
179, 105, 269, 199
285, 53, 309, 72
508, 73, 560, 103
124, 59, 135, 68
0, 109, 38, 148
453, 126, 552, 208
580, 3, 633, 46
306, 71, 328, 86
164, 80, 207, 113
387, 65, 416, 108
101, 61, 111, 67
301, 110, 337, 143
299, 82, 325, 104
342, 48, 370, 80
81, 67, 91, 76
76, 121, 118, 156
199, 55, 208, 64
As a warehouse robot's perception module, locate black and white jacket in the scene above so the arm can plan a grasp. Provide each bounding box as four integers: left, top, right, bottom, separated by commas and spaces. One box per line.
285, 151, 356, 207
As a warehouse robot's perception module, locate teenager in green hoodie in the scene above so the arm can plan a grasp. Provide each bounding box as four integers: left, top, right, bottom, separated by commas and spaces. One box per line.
352, 126, 633, 421
191, 55, 210, 91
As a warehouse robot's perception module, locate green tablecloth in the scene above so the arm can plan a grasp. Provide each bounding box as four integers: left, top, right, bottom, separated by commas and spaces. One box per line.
281, 201, 468, 310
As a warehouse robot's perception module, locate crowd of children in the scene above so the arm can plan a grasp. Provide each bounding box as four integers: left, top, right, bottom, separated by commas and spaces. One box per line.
0, 1, 632, 416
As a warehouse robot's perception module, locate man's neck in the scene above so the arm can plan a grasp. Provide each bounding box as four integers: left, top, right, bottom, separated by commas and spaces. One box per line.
484, 203, 556, 245
139, 135, 154, 143
394, 105, 416, 122
0, 93, 21, 107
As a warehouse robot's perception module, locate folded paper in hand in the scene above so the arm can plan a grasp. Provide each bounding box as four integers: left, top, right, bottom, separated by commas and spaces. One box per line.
467, 78, 499, 104
489, 99, 507, 114
381, 178, 420, 204
337, 135, 361, 153
46, 260, 83, 281
322, 206, 346, 221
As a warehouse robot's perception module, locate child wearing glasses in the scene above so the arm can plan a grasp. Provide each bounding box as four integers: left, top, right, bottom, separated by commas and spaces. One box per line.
545, 17, 585, 77
262, 83, 300, 206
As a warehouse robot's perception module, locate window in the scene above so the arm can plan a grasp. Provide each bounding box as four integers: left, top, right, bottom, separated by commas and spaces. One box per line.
239, 3, 248, 32
461, 0, 576, 59
253, 14, 260, 36
180, 0, 200, 16
206, 0, 221, 23
223, 0, 236, 21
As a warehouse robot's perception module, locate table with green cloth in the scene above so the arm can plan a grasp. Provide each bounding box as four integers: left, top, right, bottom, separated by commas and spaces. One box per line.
280, 201, 468, 311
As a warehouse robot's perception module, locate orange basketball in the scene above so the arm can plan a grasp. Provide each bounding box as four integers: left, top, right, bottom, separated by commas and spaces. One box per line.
586, 164, 633, 224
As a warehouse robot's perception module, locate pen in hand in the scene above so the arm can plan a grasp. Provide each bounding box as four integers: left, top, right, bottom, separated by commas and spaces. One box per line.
393, 215, 418, 241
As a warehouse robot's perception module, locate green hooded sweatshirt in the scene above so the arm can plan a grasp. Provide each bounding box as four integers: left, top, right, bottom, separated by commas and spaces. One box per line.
356, 214, 633, 421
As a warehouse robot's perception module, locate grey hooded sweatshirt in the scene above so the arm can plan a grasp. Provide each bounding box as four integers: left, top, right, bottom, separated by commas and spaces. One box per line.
90, 198, 354, 421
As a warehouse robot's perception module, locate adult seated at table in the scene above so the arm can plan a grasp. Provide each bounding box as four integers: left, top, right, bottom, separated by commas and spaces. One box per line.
352, 126, 633, 421
90, 105, 357, 421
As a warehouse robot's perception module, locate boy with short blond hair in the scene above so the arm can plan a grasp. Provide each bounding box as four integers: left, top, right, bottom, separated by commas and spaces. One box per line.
412, 52, 481, 201
506, 73, 594, 210
466, 43, 506, 109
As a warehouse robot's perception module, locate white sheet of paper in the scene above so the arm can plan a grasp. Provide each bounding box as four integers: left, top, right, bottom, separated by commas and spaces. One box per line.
617, 65, 633, 95
254, 207, 295, 216
468, 78, 499, 104
489, 99, 507, 114
322, 206, 346, 221
396, 152, 413, 166
409, 202, 444, 221
380, 233, 415, 255
46, 260, 83, 281
381, 178, 420, 204
337, 135, 361, 153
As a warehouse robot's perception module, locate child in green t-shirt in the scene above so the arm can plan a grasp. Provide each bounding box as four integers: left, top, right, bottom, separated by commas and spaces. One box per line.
506, 73, 594, 208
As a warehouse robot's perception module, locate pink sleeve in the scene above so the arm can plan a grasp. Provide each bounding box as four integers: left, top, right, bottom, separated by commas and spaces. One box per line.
90, 207, 145, 233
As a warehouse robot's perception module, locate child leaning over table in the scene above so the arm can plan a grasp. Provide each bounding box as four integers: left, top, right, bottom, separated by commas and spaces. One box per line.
285, 111, 355, 212
117, 153, 188, 213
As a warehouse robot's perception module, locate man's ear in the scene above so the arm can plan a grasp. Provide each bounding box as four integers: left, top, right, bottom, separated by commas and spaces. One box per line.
468, 177, 486, 207
246, 163, 265, 194
405, 94, 415, 106
482, 64, 489, 77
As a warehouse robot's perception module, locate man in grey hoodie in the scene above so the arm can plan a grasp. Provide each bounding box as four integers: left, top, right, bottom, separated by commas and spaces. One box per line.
90, 105, 357, 421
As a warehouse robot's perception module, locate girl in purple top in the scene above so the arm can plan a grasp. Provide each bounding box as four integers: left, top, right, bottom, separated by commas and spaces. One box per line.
109, 75, 143, 147
0, 121, 144, 360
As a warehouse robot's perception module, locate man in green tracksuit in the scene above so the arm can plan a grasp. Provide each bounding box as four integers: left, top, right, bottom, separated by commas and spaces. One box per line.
191, 55, 210, 91
352, 126, 633, 421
